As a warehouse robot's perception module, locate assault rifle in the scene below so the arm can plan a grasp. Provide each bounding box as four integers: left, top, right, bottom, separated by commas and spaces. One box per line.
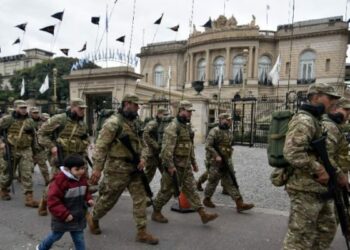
213, 144, 239, 189
172, 172, 180, 198
311, 135, 350, 250
118, 135, 154, 206
2, 130, 15, 193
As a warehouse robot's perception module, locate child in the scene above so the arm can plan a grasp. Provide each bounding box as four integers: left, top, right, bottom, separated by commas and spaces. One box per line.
36, 154, 94, 250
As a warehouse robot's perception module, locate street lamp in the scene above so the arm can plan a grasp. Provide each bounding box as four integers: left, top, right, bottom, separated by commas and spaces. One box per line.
51, 68, 58, 114
242, 49, 249, 98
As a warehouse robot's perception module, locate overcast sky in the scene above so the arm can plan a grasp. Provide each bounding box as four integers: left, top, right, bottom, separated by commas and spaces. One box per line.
1, 0, 349, 64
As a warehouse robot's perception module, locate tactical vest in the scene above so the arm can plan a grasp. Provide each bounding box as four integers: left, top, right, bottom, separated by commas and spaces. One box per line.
7, 118, 33, 148
174, 121, 192, 157
109, 114, 141, 159
56, 117, 89, 154
215, 128, 233, 158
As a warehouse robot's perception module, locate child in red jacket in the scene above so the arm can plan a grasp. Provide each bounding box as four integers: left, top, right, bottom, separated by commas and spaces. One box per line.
36, 154, 93, 250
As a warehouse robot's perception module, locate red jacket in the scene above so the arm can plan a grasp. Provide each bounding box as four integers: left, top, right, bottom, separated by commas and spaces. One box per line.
47, 170, 92, 232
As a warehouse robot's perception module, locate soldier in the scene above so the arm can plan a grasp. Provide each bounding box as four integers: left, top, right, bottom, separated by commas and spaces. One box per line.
30, 107, 50, 186
151, 100, 218, 225
37, 98, 90, 216
0, 100, 39, 207
87, 94, 159, 245
203, 113, 254, 212
282, 83, 347, 249
142, 107, 168, 182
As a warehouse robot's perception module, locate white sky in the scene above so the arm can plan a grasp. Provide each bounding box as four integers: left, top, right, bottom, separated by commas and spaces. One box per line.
0, 0, 349, 63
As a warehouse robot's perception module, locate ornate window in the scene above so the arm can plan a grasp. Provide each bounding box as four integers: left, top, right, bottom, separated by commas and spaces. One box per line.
197, 59, 206, 81
211, 56, 225, 85
298, 50, 316, 84
154, 64, 165, 87
258, 56, 272, 85
232, 56, 246, 84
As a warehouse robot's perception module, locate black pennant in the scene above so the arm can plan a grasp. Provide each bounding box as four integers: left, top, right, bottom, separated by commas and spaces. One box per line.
51, 11, 64, 21
15, 22, 27, 32
40, 25, 55, 35
12, 38, 20, 45
154, 13, 163, 25
116, 35, 125, 43
78, 42, 87, 52
60, 48, 69, 56
202, 18, 212, 28
169, 25, 179, 32
91, 16, 100, 25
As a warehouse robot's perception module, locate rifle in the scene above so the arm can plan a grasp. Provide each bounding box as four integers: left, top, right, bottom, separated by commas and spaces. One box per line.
213, 144, 239, 189
118, 134, 154, 206
85, 155, 94, 169
311, 135, 350, 250
2, 130, 15, 193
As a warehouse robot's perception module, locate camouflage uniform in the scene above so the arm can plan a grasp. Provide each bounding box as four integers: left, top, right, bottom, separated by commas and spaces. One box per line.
282, 83, 341, 250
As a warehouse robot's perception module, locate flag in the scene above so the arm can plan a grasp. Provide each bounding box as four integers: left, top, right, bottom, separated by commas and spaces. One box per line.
78, 42, 87, 52
266, 4, 270, 10
203, 18, 212, 28
39, 75, 49, 94
116, 35, 125, 43
91, 16, 100, 25
169, 25, 179, 32
12, 38, 20, 45
269, 54, 281, 85
51, 11, 64, 21
20, 78, 25, 96
154, 13, 163, 25
15, 23, 27, 31
167, 66, 172, 88
40, 25, 55, 35
218, 67, 224, 89
105, 7, 109, 32
60, 48, 69, 56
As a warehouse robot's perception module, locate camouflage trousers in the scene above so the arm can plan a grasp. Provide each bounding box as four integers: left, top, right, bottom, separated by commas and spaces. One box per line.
283, 189, 337, 250
0, 147, 34, 194
33, 149, 50, 185
92, 158, 147, 230
144, 156, 163, 183
153, 166, 203, 211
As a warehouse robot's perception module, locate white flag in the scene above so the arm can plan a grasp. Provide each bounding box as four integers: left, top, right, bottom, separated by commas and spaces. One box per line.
20, 78, 25, 96
269, 54, 281, 85
39, 74, 49, 94
167, 66, 172, 88
218, 67, 224, 89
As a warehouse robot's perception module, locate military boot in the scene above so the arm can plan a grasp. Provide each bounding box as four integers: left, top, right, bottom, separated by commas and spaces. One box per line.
0, 188, 11, 201
86, 213, 102, 235
235, 198, 254, 212
151, 211, 168, 223
203, 197, 216, 208
197, 207, 218, 224
136, 227, 159, 245
38, 199, 48, 216
24, 192, 39, 208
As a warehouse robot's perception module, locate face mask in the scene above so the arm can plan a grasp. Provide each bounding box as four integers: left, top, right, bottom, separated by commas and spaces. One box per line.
122, 110, 138, 120
300, 103, 325, 117
177, 115, 189, 124
219, 123, 230, 130
328, 112, 345, 124
67, 110, 82, 121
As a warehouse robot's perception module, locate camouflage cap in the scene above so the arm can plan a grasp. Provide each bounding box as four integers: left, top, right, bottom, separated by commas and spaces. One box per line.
218, 112, 232, 120
307, 83, 341, 99
122, 94, 142, 104
30, 107, 40, 113
157, 107, 169, 114
13, 100, 27, 108
70, 98, 87, 108
41, 113, 50, 119
336, 98, 350, 109
178, 100, 195, 111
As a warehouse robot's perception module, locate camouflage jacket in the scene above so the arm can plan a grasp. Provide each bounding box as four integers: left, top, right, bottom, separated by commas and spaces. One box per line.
322, 114, 350, 173
32, 118, 44, 131
205, 126, 233, 167
38, 112, 89, 154
160, 118, 196, 169
92, 113, 145, 172
142, 119, 161, 157
283, 110, 327, 193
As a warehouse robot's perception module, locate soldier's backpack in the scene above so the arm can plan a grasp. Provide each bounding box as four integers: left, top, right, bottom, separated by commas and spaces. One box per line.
95, 109, 115, 139
267, 110, 294, 168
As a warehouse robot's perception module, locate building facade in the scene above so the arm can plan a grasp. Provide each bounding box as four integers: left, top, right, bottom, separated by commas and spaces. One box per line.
138, 15, 350, 99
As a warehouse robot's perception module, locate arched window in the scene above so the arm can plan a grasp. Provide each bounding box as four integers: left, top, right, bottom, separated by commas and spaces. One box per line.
232, 56, 246, 84
212, 56, 225, 85
154, 64, 165, 87
197, 59, 206, 81
258, 56, 272, 85
298, 50, 316, 84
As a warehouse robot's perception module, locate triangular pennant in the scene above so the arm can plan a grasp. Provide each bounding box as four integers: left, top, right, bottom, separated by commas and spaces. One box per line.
40, 25, 55, 35
12, 38, 20, 45
91, 16, 100, 25
15, 22, 27, 32
78, 42, 87, 52
169, 25, 179, 32
51, 11, 64, 21
60, 48, 69, 56
154, 13, 163, 25
116, 35, 125, 43
202, 18, 212, 28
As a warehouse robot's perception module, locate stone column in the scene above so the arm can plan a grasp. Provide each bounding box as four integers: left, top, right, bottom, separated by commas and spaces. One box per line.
205, 49, 210, 86
254, 46, 259, 78
189, 53, 194, 83
225, 48, 231, 85
188, 96, 209, 144
248, 46, 254, 80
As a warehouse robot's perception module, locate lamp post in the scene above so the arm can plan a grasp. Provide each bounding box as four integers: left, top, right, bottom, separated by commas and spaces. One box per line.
242, 49, 249, 98
51, 68, 58, 113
